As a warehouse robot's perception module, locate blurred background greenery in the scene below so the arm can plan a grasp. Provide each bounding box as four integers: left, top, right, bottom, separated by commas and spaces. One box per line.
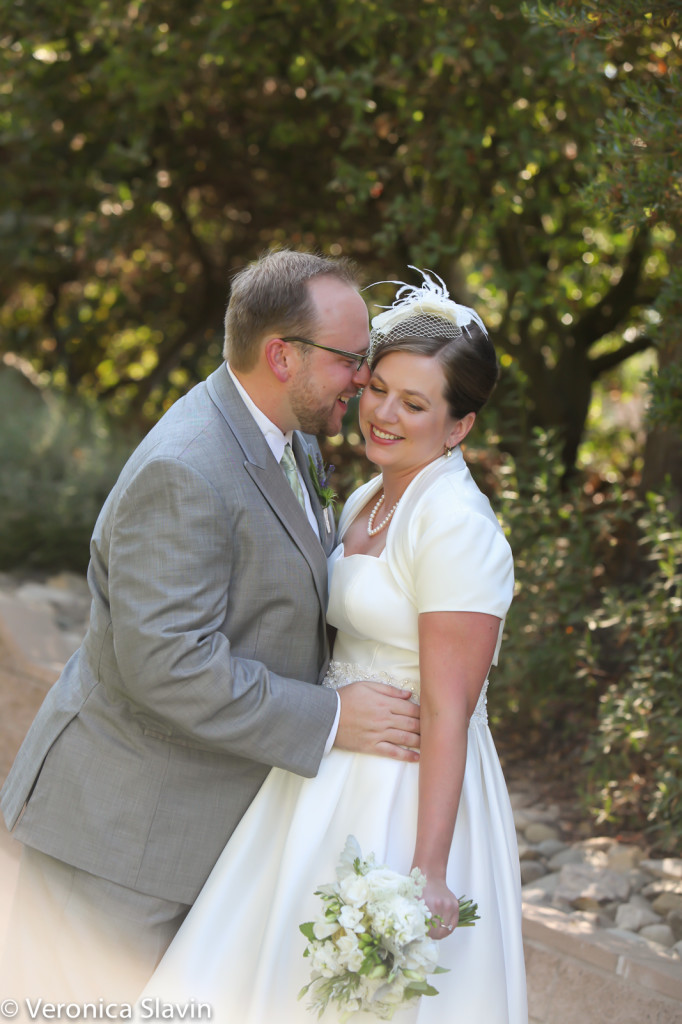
1, 0, 680, 850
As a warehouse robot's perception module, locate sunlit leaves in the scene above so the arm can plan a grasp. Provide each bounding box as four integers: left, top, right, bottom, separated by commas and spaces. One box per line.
0, 0, 676, 467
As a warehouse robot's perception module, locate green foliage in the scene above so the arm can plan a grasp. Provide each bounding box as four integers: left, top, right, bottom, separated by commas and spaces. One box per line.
1, 0, 679, 847
525, 0, 682, 484
0, 0, 677, 478
0, 370, 137, 572
646, 358, 682, 436
494, 431, 601, 741
580, 492, 682, 851
495, 430, 682, 851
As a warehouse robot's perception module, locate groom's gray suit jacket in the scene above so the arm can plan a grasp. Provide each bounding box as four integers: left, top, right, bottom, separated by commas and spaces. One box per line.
0, 364, 338, 903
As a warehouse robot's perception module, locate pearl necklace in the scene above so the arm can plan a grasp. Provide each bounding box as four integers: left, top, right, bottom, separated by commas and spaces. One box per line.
367, 493, 400, 537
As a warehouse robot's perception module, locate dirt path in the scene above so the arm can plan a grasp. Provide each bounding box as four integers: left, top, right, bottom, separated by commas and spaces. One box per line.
0, 649, 54, 949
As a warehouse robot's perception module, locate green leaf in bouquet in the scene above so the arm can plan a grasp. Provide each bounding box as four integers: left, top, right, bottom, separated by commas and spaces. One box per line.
404, 980, 440, 997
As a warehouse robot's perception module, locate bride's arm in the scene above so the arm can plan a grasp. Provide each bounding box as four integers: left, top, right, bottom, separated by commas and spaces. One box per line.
412, 610, 500, 938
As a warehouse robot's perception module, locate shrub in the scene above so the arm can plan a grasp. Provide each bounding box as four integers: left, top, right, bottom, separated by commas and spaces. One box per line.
580, 492, 682, 852
493, 431, 601, 749
494, 431, 682, 851
0, 370, 138, 572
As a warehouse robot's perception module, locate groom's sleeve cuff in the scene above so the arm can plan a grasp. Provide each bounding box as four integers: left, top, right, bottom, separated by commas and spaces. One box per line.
323, 693, 341, 755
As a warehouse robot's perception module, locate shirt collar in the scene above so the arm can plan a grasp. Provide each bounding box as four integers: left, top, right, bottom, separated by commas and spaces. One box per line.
226, 363, 293, 463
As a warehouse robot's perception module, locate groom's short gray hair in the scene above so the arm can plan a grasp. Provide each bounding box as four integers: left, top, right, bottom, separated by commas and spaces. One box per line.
224, 248, 362, 371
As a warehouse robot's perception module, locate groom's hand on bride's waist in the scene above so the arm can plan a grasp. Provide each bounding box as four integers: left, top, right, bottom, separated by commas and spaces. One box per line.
334, 682, 420, 762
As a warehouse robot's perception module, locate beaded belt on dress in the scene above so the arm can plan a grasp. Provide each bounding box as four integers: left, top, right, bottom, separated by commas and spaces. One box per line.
322, 659, 489, 724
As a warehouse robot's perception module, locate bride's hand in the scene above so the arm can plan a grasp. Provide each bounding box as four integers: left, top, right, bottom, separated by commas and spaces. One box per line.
335, 681, 420, 762
421, 877, 460, 939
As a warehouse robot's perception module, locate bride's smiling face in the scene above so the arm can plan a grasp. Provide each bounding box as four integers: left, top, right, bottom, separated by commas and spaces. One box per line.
359, 351, 465, 481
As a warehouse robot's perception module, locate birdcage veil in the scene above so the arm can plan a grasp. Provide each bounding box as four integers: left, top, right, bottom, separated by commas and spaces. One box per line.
368, 267, 487, 363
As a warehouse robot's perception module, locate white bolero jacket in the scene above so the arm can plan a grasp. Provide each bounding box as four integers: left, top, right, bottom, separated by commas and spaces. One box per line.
335, 447, 514, 667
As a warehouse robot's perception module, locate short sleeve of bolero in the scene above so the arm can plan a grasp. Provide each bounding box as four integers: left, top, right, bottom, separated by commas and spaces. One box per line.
385, 455, 514, 620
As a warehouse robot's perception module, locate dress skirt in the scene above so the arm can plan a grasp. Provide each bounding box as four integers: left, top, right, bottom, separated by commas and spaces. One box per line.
143, 714, 527, 1024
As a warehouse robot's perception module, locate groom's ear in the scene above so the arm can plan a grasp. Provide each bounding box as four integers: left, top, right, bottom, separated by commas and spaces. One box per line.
264, 337, 294, 382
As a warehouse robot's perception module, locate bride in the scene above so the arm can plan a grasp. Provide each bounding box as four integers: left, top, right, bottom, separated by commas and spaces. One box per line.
142, 271, 528, 1023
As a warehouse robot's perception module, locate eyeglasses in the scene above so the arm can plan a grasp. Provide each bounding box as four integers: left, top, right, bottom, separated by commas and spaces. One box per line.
281, 336, 368, 372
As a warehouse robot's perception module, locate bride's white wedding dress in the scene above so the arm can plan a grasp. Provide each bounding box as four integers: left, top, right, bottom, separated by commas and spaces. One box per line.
143, 453, 528, 1023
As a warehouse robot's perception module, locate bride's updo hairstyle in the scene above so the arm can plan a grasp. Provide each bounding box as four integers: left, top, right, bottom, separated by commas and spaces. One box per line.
368, 268, 499, 420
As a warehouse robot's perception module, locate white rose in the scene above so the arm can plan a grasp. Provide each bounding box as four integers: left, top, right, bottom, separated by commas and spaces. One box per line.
339, 873, 370, 905
364, 867, 406, 896
384, 897, 428, 944
402, 937, 439, 973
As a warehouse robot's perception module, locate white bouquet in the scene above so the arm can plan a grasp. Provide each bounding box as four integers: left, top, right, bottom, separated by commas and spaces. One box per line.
299, 836, 479, 1021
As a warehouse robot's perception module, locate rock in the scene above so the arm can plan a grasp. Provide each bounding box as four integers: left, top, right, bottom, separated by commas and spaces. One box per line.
16, 578, 90, 633
629, 892, 660, 911
555, 863, 631, 904
639, 858, 682, 881
615, 901, 662, 932
516, 840, 532, 860
515, 806, 558, 828
674, 940, 682, 959
622, 888, 655, 913
639, 923, 676, 948
548, 847, 585, 869
519, 846, 543, 862
606, 842, 646, 873
667, 909, 682, 942
509, 790, 535, 811
46, 571, 90, 594
536, 838, 567, 858
626, 868, 652, 894
520, 860, 547, 885
580, 836, 614, 852
548, 844, 608, 871
601, 901, 620, 921
652, 891, 682, 916
571, 896, 603, 913
524, 822, 561, 844
522, 871, 561, 905
520, 819, 557, 843
641, 878, 682, 898
512, 809, 533, 830
572, 908, 616, 929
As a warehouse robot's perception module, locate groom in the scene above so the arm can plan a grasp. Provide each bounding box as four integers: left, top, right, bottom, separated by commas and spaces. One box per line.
0, 250, 420, 1003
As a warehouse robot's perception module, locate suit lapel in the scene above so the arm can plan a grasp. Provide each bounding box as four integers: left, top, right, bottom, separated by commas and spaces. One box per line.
293, 433, 336, 557
206, 365, 329, 617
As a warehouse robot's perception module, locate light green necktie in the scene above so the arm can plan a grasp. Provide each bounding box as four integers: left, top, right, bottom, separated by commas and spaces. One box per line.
280, 443, 306, 509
